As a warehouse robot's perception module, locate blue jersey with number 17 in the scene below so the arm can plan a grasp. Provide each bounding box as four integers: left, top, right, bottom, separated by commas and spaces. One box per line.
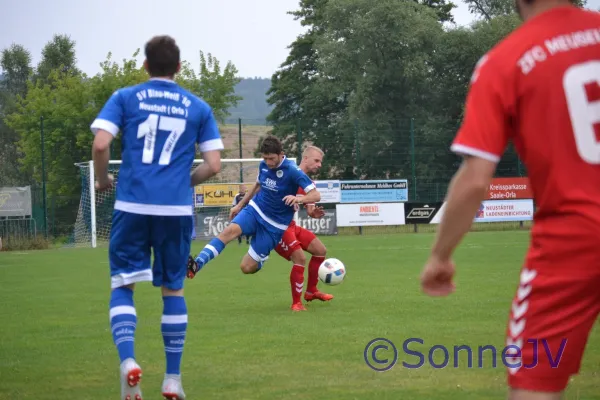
90, 78, 223, 216
249, 157, 315, 230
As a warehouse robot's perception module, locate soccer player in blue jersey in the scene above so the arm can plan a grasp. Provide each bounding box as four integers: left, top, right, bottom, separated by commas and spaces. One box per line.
91, 35, 222, 400
187, 136, 321, 277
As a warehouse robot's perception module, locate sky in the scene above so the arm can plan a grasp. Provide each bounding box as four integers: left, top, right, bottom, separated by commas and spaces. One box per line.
1, 0, 599, 79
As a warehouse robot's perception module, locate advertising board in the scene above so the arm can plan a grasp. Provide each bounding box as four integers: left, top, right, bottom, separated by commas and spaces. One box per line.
340, 180, 408, 203
336, 203, 406, 227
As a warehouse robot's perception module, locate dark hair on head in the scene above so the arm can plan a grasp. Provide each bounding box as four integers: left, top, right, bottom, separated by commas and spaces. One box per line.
260, 135, 283, 155
144, 35, 180, 77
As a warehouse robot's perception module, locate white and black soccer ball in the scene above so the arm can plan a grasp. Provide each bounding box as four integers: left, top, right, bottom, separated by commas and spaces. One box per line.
318, 258, 346, 286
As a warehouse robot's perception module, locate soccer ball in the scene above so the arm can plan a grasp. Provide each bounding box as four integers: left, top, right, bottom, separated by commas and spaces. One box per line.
318, 258, 346, 286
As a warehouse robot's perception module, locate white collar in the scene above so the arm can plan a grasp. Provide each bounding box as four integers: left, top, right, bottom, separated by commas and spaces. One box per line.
276, 156, 286, 168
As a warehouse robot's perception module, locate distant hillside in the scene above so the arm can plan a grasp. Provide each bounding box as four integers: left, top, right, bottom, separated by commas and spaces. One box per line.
225, 77, 273, 125
219, 124, 271, 159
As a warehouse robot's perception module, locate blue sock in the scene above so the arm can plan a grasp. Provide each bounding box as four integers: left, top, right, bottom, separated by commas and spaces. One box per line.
109, 287, 136, 362
196, 238, 225, 268
162, 296, 188, 375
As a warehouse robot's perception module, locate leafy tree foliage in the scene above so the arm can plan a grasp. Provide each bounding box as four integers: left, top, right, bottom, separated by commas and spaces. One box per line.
1, 38, 240, 233
0, 44, 33, 185
265, 0, 558, 196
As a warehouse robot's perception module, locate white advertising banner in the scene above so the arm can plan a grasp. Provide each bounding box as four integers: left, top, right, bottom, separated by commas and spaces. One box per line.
336, 203, 405, 227
430, 200, 534, 224
474, 199, 534, 222
315, 180, 341, 203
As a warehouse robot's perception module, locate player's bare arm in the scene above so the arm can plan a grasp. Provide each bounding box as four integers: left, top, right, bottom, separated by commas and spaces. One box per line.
92, 129, 115, 191
283, 188, 320, 206
421, 155, 496, 297
190, 150, 221, 186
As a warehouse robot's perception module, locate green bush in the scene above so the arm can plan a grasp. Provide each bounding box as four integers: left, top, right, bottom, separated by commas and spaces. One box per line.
0, 235, 51, 251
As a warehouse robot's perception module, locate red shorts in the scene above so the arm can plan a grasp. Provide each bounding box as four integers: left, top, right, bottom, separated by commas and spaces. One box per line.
275, 222, 316, 261
505, 242, 600, 392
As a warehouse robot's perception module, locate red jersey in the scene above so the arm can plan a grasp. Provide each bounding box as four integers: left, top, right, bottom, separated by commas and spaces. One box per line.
289, 180, 315, 227
452, 6, 600, 254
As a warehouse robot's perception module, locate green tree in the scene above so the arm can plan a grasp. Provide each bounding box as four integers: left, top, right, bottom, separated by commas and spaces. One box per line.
177, 51, 241, 124
312, 0, 443, 179
7, 46, 241, 209
35, 34, 79, 83
266, 0, 458, 176
1, 44, 32, 98
0, 44, 33, 185
415, 13, 522, 198
266, 0, 340, 160
6, 69, 95, 202
414, 0, 457, 23
463, 0, 586, 20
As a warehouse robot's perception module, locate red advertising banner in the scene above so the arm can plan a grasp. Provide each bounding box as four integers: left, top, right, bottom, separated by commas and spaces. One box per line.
486, 177, 533, 200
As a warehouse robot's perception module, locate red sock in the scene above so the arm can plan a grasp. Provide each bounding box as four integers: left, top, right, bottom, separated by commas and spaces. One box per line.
290, 264, 305, 304
307, 256, 325, 293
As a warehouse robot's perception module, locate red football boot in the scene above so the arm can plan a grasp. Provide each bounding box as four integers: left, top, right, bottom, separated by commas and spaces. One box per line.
304, 291, 334, 302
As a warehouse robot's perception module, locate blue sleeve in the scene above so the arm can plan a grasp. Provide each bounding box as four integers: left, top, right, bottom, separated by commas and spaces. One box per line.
198, 105, 224, 152
90, 90, 124, 136
293, 167, 315, 193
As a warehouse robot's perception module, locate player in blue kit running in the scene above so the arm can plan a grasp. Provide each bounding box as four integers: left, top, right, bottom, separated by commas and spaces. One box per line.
91, 35, 222, 400
187, 136, 321, 277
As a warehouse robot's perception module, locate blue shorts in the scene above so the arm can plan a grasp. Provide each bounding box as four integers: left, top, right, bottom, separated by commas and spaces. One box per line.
109, 210, 192, 290
231, 206, 285, 264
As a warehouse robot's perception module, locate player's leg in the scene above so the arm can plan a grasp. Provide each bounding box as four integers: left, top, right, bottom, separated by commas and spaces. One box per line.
240, 221, 283, 274
189, 209, 253, 277
150, 215, 194, 400
275, 227, 307, 311
240, 252, 262, 274
504, 259, 600, 400
508, 390, 561, 400
297, 228, 333, 302
108, 210, 152, 400
240, 232, 267, 274
288, 249, 308, 311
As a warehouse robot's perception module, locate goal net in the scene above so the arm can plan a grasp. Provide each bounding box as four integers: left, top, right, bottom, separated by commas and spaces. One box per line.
72, 158, 295, 248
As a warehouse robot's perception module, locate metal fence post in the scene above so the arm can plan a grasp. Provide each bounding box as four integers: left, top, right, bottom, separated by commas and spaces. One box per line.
40, 116, 48, 239
410, 118, 416, 201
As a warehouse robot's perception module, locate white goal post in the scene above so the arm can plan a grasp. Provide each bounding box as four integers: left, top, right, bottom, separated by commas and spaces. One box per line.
73, 158, 296, 248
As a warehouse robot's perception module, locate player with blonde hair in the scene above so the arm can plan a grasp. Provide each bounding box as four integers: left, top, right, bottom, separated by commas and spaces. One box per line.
275, 145, 334, 311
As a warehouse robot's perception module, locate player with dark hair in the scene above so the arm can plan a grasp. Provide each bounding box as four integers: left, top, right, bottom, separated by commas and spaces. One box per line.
275, 145, 333, 311
187, 135, 321, 277
91, 35, 222, 400
420, 1, 600, 399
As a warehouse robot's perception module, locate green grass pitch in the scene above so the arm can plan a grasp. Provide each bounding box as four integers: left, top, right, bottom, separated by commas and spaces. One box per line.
1, 231, 598, 399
